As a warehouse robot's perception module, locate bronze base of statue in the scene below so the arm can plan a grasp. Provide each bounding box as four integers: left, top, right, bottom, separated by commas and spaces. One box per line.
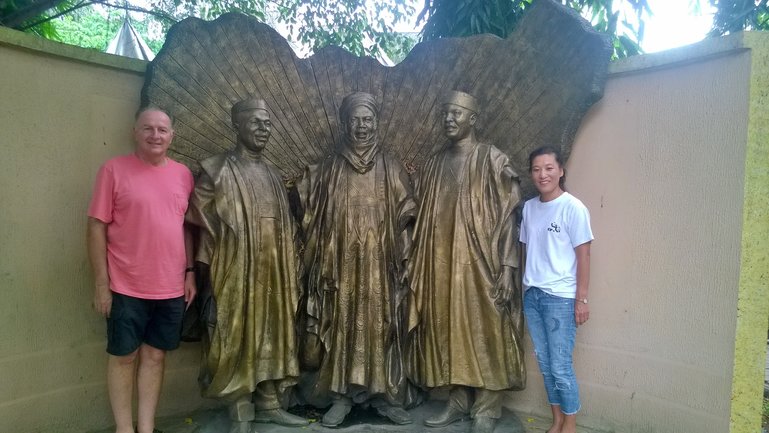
161, 400, 527, 432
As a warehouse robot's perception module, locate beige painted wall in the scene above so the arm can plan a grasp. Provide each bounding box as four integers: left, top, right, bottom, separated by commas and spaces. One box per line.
509, 40, 752, 432
0, 27, 766, 433
0, 28, 209, 433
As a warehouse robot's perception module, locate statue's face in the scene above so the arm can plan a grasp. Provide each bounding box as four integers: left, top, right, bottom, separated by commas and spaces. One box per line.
133, 110, 174, 160
344, 106, 377, 144
442, 103, 476, 141
234, 109, 271, 152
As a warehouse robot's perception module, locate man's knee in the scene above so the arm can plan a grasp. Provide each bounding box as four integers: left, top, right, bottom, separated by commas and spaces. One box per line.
139, 344, 166, 365
110, 350, 139, 367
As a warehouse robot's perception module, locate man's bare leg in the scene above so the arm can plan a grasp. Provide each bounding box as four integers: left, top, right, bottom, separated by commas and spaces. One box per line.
547, 404, 564, 433
136, 344, 166, 433
108, 351, 138, 433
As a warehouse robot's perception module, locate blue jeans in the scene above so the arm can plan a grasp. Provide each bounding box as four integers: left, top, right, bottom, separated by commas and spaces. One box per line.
524, 287, 580, 415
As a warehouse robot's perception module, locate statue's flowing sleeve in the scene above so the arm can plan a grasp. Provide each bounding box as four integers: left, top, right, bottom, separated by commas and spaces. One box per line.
498, 162, 522, 269
493, 156, 523, 333
186, 170, 218, 265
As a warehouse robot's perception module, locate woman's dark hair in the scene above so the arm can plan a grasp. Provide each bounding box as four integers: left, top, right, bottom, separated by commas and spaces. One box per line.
528, 145, 566, 190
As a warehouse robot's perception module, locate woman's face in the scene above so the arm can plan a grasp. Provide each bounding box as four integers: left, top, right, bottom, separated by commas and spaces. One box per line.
530, 153, 564, 199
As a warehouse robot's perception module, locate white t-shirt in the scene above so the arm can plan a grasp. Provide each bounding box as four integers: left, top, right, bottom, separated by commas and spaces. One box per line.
519, 192, 593, 298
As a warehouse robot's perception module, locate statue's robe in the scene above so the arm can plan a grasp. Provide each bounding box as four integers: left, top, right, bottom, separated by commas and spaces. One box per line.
297, 150, 417, 405
187, 152, 300, 400
407, 142, 526, 391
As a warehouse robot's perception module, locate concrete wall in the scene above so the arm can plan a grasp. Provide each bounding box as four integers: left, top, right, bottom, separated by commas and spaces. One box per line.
506, 34, 769, 433
0, 26, 767, 433
0, 28, 209, 433
510, 36, 749, 433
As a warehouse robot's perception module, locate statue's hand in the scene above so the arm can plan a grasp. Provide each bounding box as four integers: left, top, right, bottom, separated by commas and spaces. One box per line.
395, 286, 408, 308
396, 261, 409, 306
399, 260, 409, 286
493, 266, 515, 309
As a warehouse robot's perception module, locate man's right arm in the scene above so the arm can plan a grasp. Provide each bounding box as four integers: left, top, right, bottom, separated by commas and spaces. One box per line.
87, 217, 111, 317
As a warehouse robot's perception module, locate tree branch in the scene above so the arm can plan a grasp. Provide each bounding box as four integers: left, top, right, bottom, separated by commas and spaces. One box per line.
90, 0, 178, 23
7, 0, 179, 30
19, 0, 93, 30
3, 0, 69, 28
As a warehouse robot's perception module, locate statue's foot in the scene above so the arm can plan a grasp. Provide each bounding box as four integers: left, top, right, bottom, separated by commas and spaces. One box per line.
253, 408, 309, 427
321, 399, 353, 427
228, 397, 255, 422
227, 421, 250, 433
424, 404, 467, 427
375, 405, 412, 425
471, 416, 497, 433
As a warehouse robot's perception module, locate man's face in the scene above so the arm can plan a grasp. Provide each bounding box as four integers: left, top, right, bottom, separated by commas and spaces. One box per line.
234, 109, 271, 152
133, 110, 174, 160
344, 105, 377, 144
442, 103, 476, 141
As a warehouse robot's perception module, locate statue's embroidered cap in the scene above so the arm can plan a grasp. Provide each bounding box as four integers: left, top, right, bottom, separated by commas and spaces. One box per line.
231, 98, 269, 119
442, 90, 479, 113
339, 92, 379, 122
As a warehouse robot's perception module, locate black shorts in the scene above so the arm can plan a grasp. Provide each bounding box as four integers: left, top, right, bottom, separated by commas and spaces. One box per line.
106, 292, 185, 356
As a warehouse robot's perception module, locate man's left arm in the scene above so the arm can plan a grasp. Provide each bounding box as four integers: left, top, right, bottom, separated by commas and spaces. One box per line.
184, 223, 197, 309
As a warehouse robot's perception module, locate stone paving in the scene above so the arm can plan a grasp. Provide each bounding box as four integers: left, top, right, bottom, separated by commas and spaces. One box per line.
90, 400, 600, 433
90, 342, 769, 433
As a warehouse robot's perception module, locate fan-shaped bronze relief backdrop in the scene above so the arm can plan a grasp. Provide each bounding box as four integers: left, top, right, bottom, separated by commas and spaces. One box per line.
141, 0, 612, 196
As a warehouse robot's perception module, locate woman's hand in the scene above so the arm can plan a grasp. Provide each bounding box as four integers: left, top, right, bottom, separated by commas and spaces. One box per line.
575, 300, 589, 325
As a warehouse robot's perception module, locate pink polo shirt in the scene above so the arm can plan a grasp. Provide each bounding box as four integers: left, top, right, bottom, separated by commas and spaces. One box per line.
88, 154, 194, 299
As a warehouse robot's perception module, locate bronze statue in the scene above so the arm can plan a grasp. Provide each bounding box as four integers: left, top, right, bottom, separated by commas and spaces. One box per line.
186, 98, 307, 432
296, 92, 418, 427
407, 91, 525, 433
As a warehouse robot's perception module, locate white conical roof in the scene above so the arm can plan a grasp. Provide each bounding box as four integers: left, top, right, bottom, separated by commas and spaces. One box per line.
106, 18, 155, 61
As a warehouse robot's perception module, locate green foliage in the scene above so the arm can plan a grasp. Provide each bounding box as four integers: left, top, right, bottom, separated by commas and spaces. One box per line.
2, 0, 768, 62
132, 18, 167, 54
46, 6, 164, 54
763, 397, 769, 428
274, 0, 416, 57
2, 0, 83, 38
418, 0, 649, 59
569, 0, 649, 57
145, 0, 266, 35
709, 0, 769, 35
52, 8, 119, 51
131, 17, 165, 53
378, 31, 418, 63
419, 0, 532, 40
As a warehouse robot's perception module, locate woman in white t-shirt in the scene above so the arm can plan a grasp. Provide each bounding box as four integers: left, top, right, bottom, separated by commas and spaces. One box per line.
519, 146, 593, 433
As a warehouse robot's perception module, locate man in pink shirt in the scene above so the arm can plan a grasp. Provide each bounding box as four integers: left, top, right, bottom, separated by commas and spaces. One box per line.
87, 107, 196, 433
